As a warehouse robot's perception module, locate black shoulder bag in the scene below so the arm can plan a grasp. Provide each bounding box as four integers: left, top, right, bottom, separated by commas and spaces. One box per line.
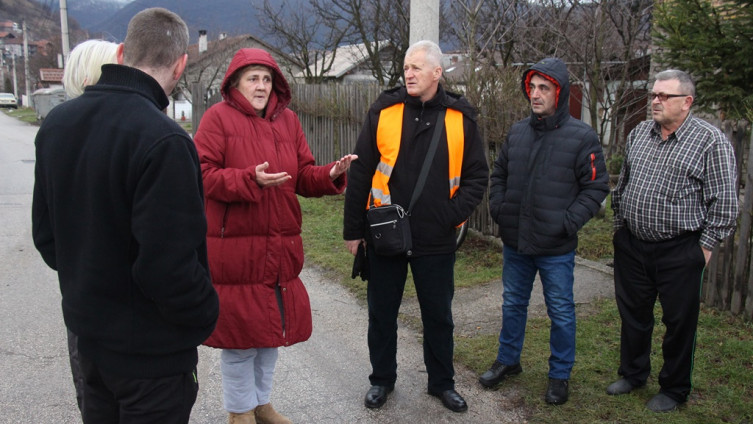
367, 109, 446, 256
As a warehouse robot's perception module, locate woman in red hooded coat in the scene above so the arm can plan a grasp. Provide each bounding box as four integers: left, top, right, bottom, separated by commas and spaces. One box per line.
194, 48, 356, 424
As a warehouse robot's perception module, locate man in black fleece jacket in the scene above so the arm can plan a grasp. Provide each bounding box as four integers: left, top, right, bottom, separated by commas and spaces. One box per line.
479, 58, 609, 405
344, 40, 489, 413
32, 8, 218, 423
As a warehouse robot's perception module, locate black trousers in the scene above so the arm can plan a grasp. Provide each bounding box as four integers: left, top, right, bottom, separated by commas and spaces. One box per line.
613, 227, 705, 403
366, 247, 456, 393
79, 353, 198, 424
66, 329, 84, 412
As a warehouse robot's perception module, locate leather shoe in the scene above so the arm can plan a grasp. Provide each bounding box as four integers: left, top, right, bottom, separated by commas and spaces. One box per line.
646, 393, 679, 412
606, 378, 644, 395
544, 378, 569, 405
478, 361, 522, 388
429, 389, 468, 413
364, 385, 393, 409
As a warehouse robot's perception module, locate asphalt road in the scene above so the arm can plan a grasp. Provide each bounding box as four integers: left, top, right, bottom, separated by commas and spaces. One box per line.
0, 111, 545, 423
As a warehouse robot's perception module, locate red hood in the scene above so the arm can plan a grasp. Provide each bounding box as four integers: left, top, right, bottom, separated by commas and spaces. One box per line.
221, 48, 291, 120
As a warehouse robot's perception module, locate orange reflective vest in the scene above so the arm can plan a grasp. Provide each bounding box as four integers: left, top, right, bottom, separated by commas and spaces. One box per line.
369, 103, 465, 208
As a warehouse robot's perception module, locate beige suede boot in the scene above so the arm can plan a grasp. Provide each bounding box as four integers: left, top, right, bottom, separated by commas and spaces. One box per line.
254, 403, 292, 424
228, 409, 256, 424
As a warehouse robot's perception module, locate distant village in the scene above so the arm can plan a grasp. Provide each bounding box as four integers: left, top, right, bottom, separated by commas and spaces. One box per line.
1, 16, 479, 123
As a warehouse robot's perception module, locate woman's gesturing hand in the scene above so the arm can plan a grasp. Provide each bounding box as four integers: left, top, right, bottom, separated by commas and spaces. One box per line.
255, 161, 291, 188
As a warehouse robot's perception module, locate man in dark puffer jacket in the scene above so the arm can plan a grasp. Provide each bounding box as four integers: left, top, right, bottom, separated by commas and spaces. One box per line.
479, 58, 609, 405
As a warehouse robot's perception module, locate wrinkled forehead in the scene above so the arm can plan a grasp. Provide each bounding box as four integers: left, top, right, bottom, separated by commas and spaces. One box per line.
652, 78, 680, 93
404, 50, 436, 68
242, 65, 272, 77
530, 73, 556, 88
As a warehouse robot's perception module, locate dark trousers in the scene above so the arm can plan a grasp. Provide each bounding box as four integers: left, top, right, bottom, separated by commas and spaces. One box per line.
366, 247, 456, 393
613, 227, 705, 403
79, 353, 198, 424
66, 329, 84, 412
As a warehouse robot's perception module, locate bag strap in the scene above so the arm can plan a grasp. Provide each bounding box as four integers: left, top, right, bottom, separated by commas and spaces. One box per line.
408, 109, 446, 212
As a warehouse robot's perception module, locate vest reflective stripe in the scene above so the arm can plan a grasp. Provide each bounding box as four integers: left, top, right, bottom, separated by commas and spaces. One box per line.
445, 108, 464, 197
369, 103, 465, 209
371, 103, 404, 207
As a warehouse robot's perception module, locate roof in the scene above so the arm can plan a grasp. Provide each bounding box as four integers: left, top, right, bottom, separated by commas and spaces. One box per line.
187, 34, 289, 65
295, 41, 391, 79
39, 68, 64, 83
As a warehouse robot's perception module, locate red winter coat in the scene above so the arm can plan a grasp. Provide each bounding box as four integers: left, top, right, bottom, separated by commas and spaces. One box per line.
194, 48, 345, 349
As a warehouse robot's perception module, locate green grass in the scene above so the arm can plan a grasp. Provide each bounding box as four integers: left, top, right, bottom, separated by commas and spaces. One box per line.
456, 300, 753, 424
299, 194, 502, 301
576, 195, 614, 261
300, 195, 752, 423
3, 107, 39, 125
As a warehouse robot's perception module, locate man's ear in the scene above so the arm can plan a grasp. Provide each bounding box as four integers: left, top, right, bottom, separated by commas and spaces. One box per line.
434, 66, 442, 81
172, 53, 188, 81
683, 95, 694, 111
116, 43, 125, 65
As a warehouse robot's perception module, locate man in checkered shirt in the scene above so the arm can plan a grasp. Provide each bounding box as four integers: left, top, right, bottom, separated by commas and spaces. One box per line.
607, 69, 739, 412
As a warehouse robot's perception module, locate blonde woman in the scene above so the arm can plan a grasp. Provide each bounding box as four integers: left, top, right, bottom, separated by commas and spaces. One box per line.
59, 38, 118, 413
62, 39, 118, 98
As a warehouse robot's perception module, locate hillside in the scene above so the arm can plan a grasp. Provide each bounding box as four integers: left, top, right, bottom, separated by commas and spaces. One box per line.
1, 0, 266, 45
0, 0, 82, 41
85, 0, 263, 43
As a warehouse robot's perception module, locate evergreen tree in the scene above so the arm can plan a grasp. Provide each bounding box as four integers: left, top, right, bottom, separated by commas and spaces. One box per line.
653, 0, 753, 120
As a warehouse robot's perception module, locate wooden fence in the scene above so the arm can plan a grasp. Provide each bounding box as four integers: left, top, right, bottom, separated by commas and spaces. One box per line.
193, 83, 753, 320
705, 122, 753, 319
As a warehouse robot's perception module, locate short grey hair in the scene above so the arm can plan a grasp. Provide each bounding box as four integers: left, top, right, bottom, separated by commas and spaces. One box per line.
655, 69, 696, 98
405, 40, 442, 69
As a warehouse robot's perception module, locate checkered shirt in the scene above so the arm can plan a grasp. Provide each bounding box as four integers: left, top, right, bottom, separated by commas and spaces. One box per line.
612, 113, 739, 250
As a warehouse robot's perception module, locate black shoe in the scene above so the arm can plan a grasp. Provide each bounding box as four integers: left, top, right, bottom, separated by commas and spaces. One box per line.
606, 378, 645, 395
428, 389, 468, 413
364, 385, 393, 409
545, 378, 569, 405
646, 393, 679, 412
478, 361, 522, 388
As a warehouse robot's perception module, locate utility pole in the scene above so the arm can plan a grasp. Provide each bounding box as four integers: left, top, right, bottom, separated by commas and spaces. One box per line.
59, 0, 71, 61
12, 54, 18, 98
410, 0, 440, 45
23, 20, 31, 103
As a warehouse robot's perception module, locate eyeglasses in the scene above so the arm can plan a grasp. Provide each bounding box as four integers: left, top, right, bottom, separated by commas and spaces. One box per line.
649, 92, 688, 102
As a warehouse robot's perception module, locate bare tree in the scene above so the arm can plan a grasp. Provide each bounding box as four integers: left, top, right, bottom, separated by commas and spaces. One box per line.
253, 0, 347, 83
311, 0, 410, 86
179, 36, 248, 102
445, 0, 531, 149
447, 0, 533, 67
511, 0, 652, 160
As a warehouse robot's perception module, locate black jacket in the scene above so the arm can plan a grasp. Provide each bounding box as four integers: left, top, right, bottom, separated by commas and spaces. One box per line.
344, 85, 489, 256
32, 64, 219, 378
489, 58, 609, 255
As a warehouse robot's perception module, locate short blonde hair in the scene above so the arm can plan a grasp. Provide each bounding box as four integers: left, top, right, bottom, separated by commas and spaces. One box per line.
63, 40, 119, 98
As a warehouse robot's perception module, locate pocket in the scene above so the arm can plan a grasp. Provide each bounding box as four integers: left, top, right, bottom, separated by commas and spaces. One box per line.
657, 164, 698, 203
612, 226, 628, 250
686, 240, 706, 265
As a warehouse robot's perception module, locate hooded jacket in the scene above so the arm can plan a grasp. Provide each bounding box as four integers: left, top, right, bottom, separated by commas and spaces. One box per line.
194, 49, 345, 349
489, 57, 609, 255
344, 85, 489, 255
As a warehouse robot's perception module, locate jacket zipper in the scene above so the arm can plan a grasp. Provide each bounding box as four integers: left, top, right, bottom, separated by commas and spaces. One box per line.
220, 204, 229, 238
590, 153, 596, 181
274, 281, 286, 340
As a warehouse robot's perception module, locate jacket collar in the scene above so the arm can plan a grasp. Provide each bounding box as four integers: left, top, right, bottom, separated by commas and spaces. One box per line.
93, 64, 170, 110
